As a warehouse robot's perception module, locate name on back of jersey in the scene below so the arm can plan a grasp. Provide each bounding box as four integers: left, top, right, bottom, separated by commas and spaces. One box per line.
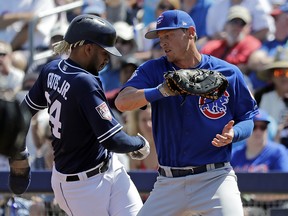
47, 73, 70, 100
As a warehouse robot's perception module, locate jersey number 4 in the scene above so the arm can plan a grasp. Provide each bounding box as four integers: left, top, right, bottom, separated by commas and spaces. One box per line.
45, 92, 62, 139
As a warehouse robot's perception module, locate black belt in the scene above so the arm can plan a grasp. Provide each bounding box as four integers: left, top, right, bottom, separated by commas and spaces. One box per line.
66, 158, 110, 182
158, 162, 227, 178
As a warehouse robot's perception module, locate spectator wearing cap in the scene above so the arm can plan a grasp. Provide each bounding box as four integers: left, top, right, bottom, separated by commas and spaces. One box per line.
206, 0, 275, 42
231, 109, 288, 172
201, 5, 262, 78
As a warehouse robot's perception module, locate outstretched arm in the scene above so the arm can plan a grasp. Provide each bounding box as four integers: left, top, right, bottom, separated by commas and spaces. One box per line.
212, 119, 254, 147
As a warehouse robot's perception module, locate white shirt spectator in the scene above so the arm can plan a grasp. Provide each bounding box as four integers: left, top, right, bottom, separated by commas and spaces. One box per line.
0, 66, 24, 94
259, 90, 286, 124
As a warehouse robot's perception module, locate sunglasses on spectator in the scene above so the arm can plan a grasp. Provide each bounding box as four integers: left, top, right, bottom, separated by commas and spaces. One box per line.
0, 52, 7, 57
273, 69, 288, 78
253, 124, 268, 131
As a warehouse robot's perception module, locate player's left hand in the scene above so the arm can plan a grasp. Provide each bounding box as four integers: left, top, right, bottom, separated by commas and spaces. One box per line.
212, 120, 234, 147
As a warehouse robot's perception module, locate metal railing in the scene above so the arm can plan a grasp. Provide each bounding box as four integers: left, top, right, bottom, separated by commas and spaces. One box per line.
28, 0, 84, 66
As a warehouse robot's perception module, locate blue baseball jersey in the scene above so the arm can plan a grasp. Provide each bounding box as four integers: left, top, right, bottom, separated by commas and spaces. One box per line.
231, 141, 288, 172
123, 54, 258, 167
23, 59, 122, 173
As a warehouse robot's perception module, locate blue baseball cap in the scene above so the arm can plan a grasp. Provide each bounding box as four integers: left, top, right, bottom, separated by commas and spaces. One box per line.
253, 109, 271, 124
145, 10, 196, 39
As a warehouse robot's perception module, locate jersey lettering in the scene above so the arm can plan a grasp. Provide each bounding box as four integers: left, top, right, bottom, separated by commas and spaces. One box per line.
45, 91, 62, 139
47, 73, 70, 100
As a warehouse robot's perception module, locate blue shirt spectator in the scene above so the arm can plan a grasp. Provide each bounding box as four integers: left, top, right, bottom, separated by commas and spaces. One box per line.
231, 109, 288, 172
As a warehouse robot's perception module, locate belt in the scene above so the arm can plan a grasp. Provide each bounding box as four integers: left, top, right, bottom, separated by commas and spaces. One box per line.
158, 162, 228, 178
66, 158, 110, 182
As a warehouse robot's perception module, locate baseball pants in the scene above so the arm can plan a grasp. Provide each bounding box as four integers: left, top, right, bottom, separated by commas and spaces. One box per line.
51, 154, 143, 216
137, 163, 243, 216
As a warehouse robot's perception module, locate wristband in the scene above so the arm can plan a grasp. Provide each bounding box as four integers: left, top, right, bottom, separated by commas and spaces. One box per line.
144, 87, 164, 102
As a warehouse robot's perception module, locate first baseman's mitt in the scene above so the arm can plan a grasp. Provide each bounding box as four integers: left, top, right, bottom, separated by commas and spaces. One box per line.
164, 69, 228, 100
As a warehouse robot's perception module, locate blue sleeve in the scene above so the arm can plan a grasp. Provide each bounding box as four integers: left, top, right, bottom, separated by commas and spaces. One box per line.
232, 119, 254, 143
101, 130, 145, 153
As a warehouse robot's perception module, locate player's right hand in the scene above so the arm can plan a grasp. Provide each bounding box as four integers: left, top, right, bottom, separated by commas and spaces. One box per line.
129, 133, 150, 160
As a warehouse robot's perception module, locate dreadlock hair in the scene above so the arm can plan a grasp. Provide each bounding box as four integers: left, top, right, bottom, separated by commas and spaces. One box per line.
52, 40, 85, 55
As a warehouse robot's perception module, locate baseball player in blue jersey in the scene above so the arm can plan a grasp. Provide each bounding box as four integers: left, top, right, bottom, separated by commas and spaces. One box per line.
115, 10, 258, 216
20, 14, 150, 216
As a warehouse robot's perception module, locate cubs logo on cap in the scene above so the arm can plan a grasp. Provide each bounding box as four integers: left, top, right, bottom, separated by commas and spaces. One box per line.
145, 10, 196, 39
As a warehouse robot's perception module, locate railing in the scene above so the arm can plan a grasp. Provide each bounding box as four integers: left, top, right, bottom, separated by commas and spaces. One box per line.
1, 172, 288, 215
1, 171, 288, 193
27, 0, 84, 66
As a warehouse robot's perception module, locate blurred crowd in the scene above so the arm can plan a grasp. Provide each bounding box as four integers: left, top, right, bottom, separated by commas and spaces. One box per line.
2, 0, 288, 215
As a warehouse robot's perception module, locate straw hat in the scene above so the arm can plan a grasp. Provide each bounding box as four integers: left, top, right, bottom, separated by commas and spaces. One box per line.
257, 46, 288, 81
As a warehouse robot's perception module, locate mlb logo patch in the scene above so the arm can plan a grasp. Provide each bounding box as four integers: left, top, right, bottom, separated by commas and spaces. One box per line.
96, 102, 112, 121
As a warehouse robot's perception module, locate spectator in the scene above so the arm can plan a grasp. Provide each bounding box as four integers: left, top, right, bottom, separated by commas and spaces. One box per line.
0, 41, 25, 98
10, 50, 28, 72
255, 49, 288, 124
245, 2, 288, 90
32, 122, 54, 170
100, 21, 138, 92
26, 22, 68, 75
201, 5, 262, 77
261, 3, 288, 57
231, 108, 288, 215
181, 0, 214, 49
0, 0, 57, 53
141, 0, 161, 26
206, 0, 275, 42
105, 0, 129, 24
124, 104, 158, 170
134, 0, 180, 61
245, 49, 273, 91
82, 0, 106, 18
105, 56, 142, 110
231, 109, 288, 172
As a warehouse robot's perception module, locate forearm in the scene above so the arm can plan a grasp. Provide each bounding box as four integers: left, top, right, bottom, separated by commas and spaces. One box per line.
0, 12, 33, 29
232, 119, 254, 143
11, 23, 29, 50
102, 130, 145, 153
115, 87, 149, 112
